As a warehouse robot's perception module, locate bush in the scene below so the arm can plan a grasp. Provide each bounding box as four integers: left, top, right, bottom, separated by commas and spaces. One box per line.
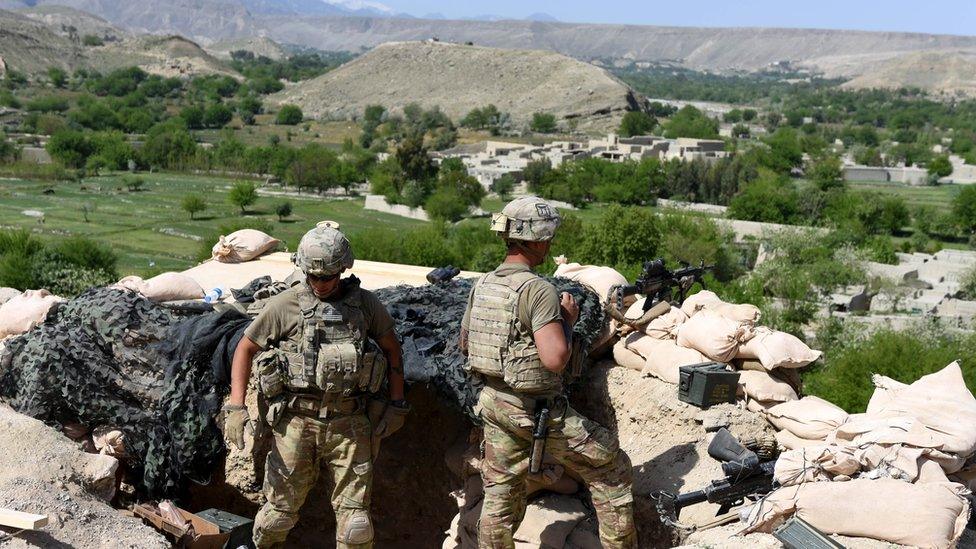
727, 171, 799, 224
0, 231, 116, 295
424, 188, 469, 222
805, 324, 976, 413
25, 95, 70, 113
276, 104, 303, 125
275, 201, 292, 221
663, 105, 719, 139
530, 112, 557, 133
928, 154, 953, 178
123, 175, 144, 191
82, 34, 104, 46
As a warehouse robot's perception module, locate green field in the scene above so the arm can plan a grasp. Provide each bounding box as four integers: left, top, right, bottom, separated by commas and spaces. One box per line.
849, 182, 963, 209
0, 173, 423, 276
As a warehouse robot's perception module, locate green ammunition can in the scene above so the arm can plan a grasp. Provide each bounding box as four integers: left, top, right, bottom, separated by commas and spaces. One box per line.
678, 362, 740, 409
194, 508, 254, 549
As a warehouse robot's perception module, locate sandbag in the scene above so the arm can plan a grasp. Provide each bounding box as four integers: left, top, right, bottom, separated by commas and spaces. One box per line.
775, 429, 827, 451
679, 290, 723, 316
211, 229, 281, 263
866, 374, 908, 414
553, 263, 630, 304
612, 336, 645, 373
0, 289, 62, 338
737, 370, 798, 403
643, 305, 688, 340
0, 287, 21, 306
624, 332, 707, 384
680, 290, 761, 324
736, 327, 822, 369
857, 362, 976, 458
745, 398, 779, 415
766, 396, 849, 441
734, 358, 804, 397
746, 479, 970, 549
774, 445, 860, 486
674, 310, 752, 363
116, 273, 204, 302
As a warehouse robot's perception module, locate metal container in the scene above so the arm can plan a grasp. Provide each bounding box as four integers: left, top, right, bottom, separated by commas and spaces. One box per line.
678, 362, 740, 409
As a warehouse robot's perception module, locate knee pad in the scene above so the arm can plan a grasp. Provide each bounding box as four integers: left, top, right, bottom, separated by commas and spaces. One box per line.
338, 510, 374, 545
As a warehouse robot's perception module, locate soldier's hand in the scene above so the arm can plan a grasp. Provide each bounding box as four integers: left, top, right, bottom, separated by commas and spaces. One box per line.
560, 292, 579, 326
222, 404, 253, 450
373, 400, 410, 439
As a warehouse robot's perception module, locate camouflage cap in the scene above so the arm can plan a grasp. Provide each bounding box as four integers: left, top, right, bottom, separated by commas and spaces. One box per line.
491, 196, 561, 242
293, 220, 354, 276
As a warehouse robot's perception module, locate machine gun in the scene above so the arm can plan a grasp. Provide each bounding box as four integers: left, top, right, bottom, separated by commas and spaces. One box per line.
652, 428, 778, 532
605, 259, 713, 328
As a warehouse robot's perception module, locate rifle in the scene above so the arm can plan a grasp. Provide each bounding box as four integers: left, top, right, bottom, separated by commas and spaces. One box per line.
529, 403, 551, 475
605, 259, 713, 328
652, 428, 777, 532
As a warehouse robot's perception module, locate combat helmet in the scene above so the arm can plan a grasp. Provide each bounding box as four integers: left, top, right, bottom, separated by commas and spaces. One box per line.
490, 196, 561, 242
293, 220, 354, 276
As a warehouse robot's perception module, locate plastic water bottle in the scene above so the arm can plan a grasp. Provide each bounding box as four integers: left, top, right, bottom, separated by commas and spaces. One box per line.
203, 286, 225, 303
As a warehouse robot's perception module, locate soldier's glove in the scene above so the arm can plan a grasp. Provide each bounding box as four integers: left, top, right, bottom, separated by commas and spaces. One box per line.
373, 399, 410, 439
222, 404, 253, 450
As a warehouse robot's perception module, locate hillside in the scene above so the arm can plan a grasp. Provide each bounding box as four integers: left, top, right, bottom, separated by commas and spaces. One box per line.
269, 40, 646, 131
840, 50, 976, 96
16, 5, 128, 42
92, 35, 241, 79
207, 35, 288, 60
0, 9, 88, 74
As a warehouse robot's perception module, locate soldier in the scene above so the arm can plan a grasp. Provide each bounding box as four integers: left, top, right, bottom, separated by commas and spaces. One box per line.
460, 197, 636, 548
223, 221, 408, 549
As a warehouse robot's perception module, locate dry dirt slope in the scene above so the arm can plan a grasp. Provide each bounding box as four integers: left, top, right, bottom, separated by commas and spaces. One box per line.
840, 50, 976, 97
270, 40, 646, 131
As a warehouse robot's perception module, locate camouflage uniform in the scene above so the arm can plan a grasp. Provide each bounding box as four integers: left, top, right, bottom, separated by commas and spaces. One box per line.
246, 221, 395, 549
254, 401, 374, 549
476, 386, 635, 548
463, 197, 636, 549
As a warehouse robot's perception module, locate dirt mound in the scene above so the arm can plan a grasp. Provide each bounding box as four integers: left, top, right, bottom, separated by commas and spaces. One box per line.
840, 50, 976, 96
207, 36, 288, 60
93, 34, 241, 79
270, 40, 646, 132
0, 404, 168, 548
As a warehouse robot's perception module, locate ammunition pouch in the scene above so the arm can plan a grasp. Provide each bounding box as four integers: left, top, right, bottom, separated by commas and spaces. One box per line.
502, 350, 561, 396
255, 349, 286, 399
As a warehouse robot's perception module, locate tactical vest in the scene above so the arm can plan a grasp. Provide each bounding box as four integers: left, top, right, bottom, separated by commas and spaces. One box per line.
255, 277, 387, 401
466, 269, 562, 396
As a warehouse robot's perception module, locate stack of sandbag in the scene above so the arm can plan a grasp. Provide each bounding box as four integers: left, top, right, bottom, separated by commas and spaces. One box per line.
0, 286, 21, 306
552, 259, 631, 306
0, 288, 63, 338
745, 362, 976, 548
114, 272, 204, 302
211, 229, 281, 263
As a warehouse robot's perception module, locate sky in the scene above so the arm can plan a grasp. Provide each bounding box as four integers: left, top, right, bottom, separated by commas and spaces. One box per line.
375, 1, 976, 36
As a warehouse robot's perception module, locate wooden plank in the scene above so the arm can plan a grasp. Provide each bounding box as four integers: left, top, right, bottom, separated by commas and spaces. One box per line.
0, 508, 48, 530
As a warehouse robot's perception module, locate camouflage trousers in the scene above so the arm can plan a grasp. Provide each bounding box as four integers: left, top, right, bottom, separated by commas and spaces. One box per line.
253, 409, 374, 549
476, 386, 636, 549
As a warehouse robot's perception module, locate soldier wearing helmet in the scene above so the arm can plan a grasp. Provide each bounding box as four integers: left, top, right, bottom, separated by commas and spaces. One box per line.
225, 221, 407, 549
460, 197, 636, 548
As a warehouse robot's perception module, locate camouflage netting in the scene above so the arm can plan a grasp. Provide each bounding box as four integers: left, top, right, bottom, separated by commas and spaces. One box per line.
0, 275, 605, 495
0, 287, 244, 496
375, 276, 605, 420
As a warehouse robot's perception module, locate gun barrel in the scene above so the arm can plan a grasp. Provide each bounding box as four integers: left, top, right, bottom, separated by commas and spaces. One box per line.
675, 489, 708, 510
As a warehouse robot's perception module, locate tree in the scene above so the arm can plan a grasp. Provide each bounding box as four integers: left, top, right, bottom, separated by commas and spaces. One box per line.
953, 185, 976, 233
728, 171, 800, 224
47, 67, 67, 88
276, 104, 303, 125
203, 103, 234, 129
662, 105, 719, 139
180, 105, 205, 129
424, 188, 469, 222
228, 181, 258, 214
82, 34, 104, 46
928, 155, 953, 179
618, 111, 656, 137
140, 120, 198, 169
275, 201, 293, 221
182, 194, 206, 219
79, 202, 96, 223
46, 129, 92, 168
808, 154, 845, 191
530, 112, 557, 133
286, 143, 340, 193
123, 175, 144, 191
523, 158, 552, 192
491, 174, 516, 199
